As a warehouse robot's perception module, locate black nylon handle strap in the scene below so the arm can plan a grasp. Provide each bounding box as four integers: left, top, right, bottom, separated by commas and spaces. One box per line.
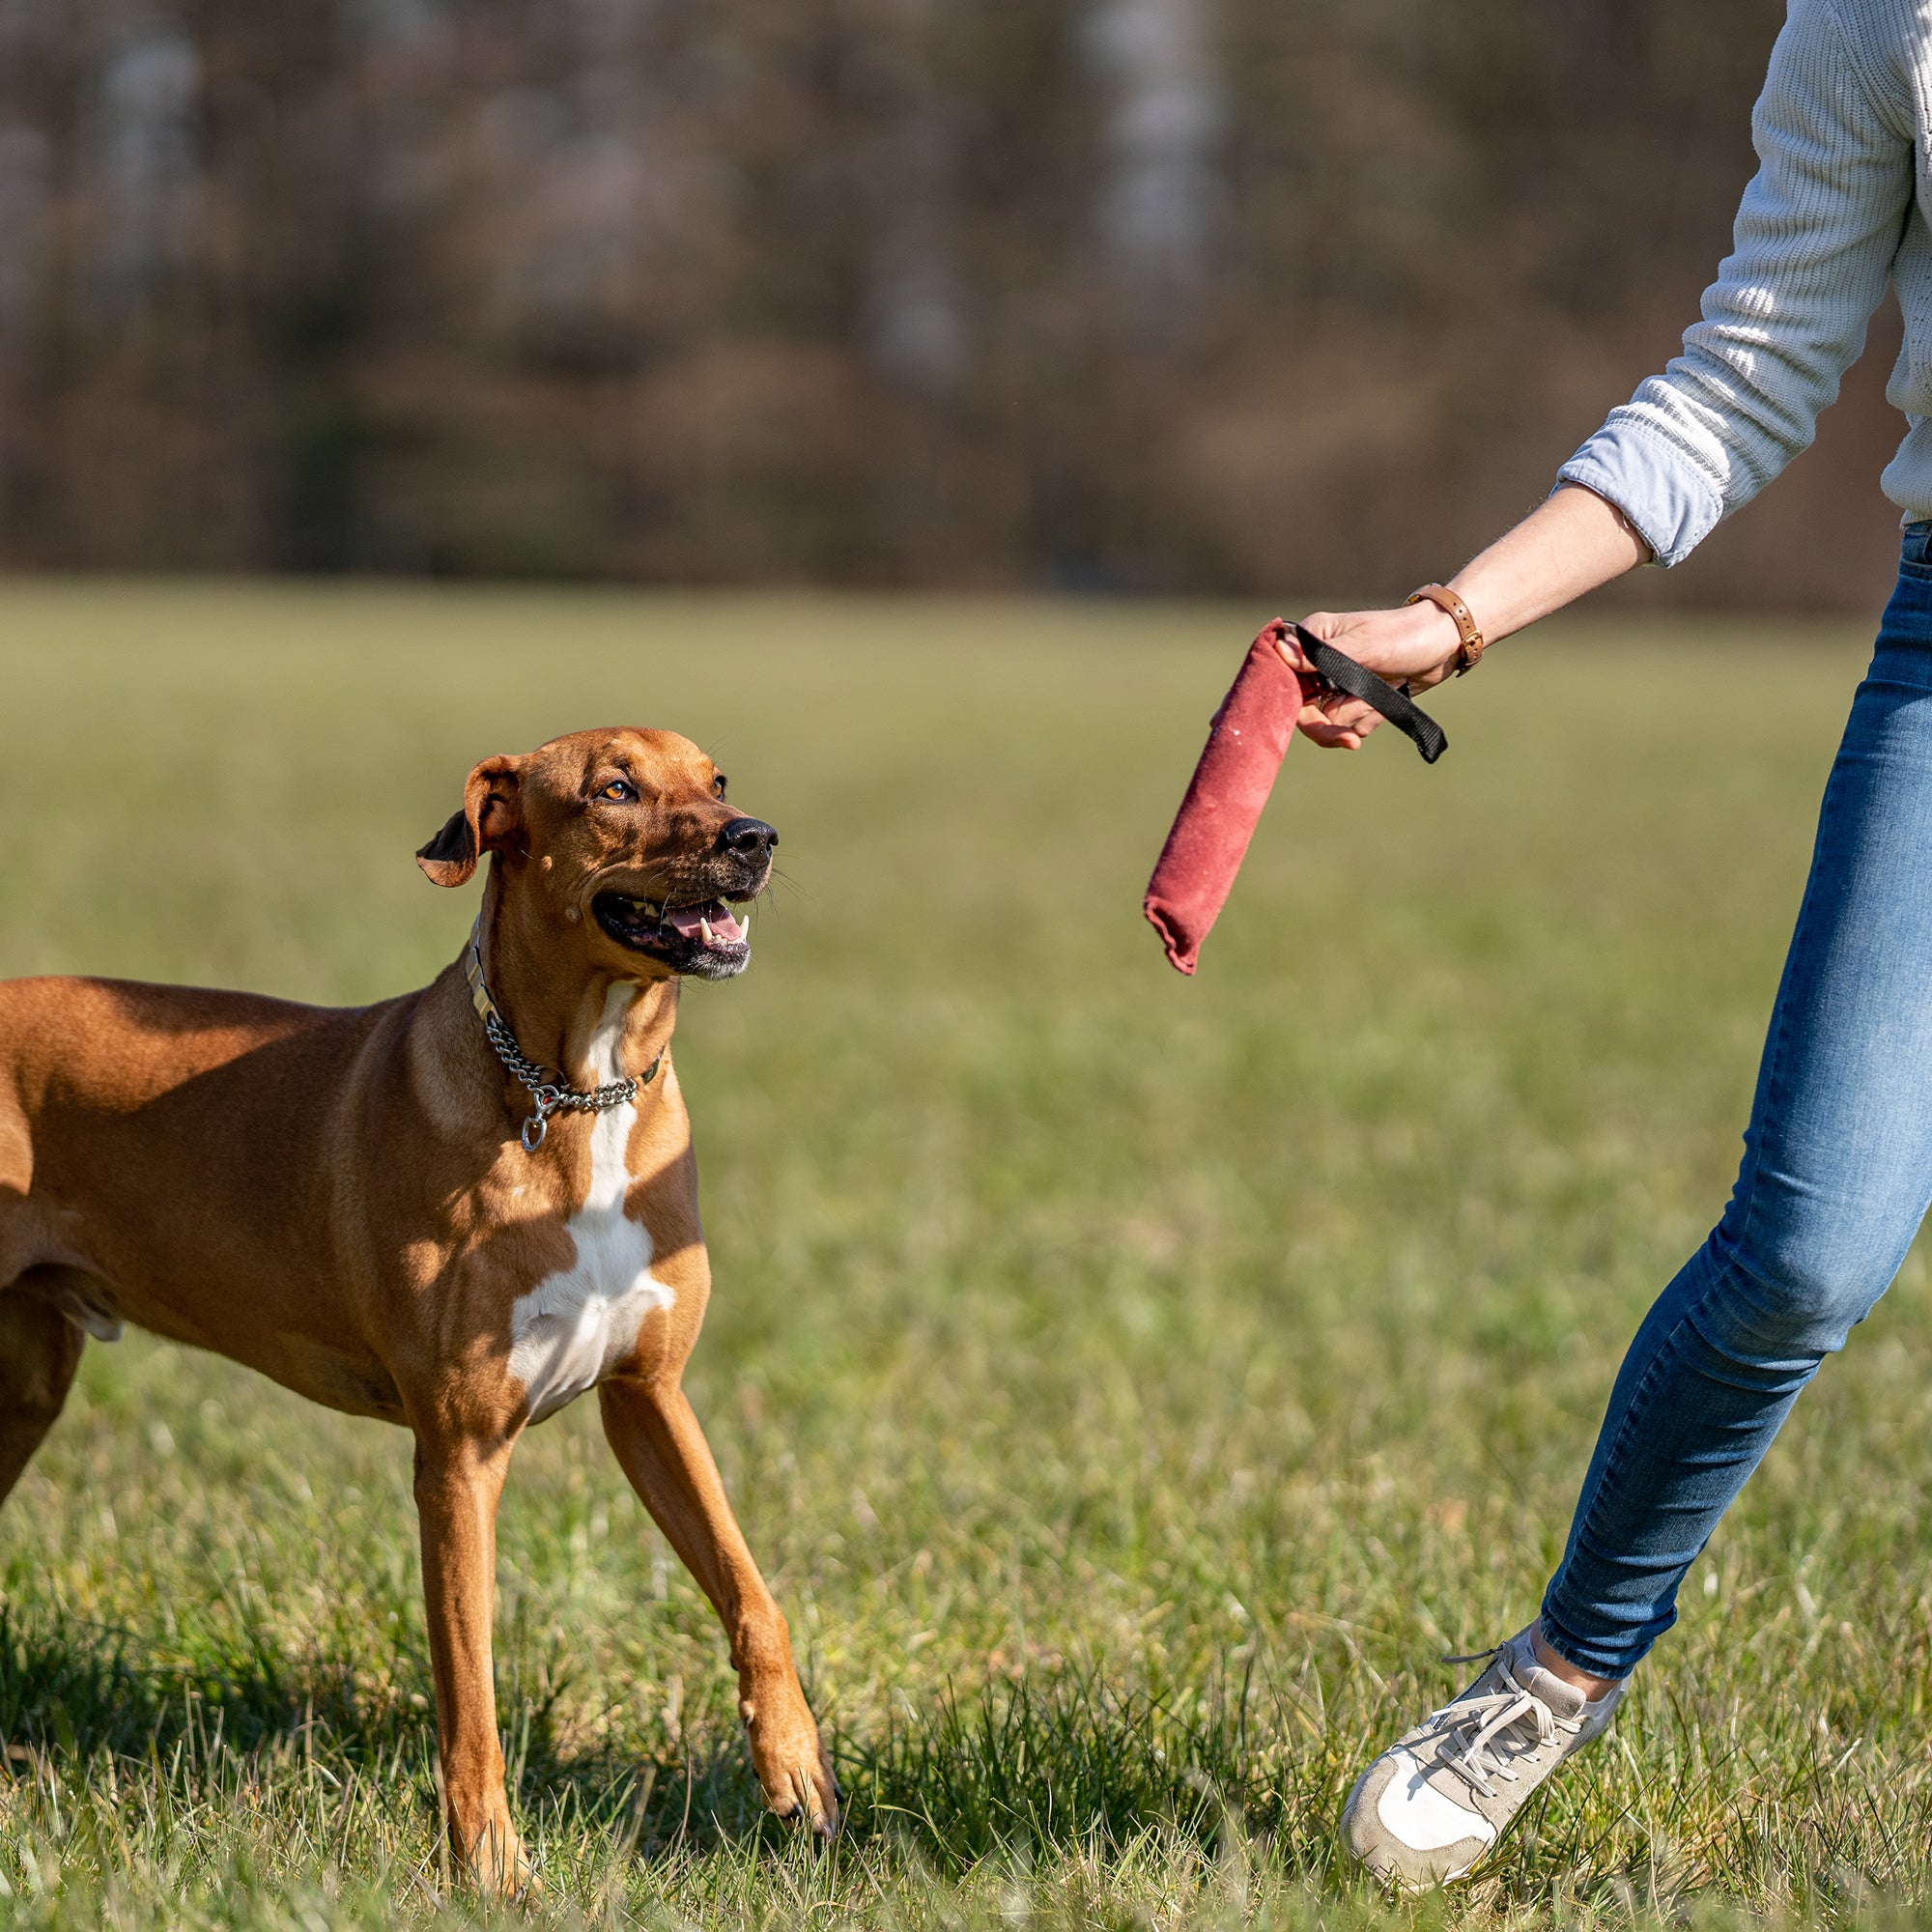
1292, 624, 1448, 765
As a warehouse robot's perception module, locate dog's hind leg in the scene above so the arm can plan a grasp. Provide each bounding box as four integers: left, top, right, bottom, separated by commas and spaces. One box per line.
0, 1292, 83, 1506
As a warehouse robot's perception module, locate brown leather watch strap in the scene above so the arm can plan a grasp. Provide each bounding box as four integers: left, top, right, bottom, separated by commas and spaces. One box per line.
1406, 583, 1487, 674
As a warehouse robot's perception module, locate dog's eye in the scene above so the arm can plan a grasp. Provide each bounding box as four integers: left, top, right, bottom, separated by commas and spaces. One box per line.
712, 774, 727, 800
600, 780, 637, 803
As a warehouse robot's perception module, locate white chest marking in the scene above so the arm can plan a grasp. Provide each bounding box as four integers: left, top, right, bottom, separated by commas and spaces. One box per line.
508, 985, 674, 1424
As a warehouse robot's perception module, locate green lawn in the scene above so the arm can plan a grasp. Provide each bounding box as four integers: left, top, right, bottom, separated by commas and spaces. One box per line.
0, 582, 1925, 1929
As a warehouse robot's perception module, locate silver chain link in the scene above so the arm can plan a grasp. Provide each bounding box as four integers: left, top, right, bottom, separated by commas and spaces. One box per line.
477, 994, 651, 1152
466, 918, 662, 1151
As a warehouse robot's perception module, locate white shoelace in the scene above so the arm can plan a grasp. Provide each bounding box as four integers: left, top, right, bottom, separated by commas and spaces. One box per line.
1432, 1660, 1582, 1802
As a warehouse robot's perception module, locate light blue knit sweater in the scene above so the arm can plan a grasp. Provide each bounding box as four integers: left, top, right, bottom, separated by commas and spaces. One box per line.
1560, 0, 1931, 565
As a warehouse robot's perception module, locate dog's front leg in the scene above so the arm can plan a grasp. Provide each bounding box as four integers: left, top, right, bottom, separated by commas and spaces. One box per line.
412, 1432, 529, 1892
598, 1377, 839, 1836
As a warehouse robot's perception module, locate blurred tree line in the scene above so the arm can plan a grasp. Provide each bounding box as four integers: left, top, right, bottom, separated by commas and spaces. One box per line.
0, 0, 1910, 603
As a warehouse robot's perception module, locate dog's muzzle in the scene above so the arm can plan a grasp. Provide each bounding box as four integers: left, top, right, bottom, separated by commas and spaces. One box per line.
592, 827, 772, 980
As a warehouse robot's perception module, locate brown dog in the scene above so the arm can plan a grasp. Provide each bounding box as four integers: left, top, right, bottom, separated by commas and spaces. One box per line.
0, 727, 838, 1888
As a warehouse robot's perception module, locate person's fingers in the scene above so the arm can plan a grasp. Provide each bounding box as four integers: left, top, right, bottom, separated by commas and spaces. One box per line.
1320, 696, 1382, 738
1296, 698, 1381, 750
1275, 622, 1321, 676
1297, 696, 1379, 734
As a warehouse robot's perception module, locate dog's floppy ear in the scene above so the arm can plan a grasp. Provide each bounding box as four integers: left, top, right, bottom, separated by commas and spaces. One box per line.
416, 755, 525, 888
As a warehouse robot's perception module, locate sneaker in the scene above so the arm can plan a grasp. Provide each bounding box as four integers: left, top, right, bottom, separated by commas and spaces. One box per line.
1338, 1624, 1623, 1890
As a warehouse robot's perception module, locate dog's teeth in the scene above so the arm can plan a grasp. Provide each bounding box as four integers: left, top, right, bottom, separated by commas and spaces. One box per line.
699, 917, 715, 945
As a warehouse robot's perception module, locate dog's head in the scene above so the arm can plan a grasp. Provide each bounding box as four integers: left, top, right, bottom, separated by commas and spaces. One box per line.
416, 728, 776, 981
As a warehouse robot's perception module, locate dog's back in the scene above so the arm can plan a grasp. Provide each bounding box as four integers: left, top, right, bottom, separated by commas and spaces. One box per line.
0, 973, 440, 1393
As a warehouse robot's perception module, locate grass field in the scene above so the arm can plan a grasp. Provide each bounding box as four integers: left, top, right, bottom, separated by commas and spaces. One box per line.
1, 582, 1927, 1930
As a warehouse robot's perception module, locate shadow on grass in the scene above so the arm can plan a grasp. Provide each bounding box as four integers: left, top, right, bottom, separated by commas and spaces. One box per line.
0, 1603, 406, 1762
0, 1605, 785, 1859
0, 1609, 1337, 1871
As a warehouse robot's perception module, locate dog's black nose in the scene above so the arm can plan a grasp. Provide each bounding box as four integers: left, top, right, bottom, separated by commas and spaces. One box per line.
718, 815, 778, 858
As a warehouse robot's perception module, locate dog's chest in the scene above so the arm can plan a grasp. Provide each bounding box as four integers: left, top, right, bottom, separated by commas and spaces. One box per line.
507, 990, 674, 1425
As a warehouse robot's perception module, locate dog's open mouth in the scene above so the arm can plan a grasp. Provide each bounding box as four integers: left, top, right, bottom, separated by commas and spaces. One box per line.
592, 894, 753, 978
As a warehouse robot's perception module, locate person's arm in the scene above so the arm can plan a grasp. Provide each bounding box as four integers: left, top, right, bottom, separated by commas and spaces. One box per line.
1285, 484, 1649, 749
1291, 0, 1912, 749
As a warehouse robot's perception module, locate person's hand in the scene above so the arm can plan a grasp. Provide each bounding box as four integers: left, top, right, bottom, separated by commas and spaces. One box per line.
1279, 602, 1466, 749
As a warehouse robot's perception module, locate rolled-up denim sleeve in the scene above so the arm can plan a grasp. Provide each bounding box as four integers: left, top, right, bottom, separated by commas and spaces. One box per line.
1560, 0, 1913, 565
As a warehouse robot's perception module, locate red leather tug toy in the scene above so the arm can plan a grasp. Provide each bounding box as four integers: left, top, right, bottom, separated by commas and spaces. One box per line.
1143, 618, 1445, 976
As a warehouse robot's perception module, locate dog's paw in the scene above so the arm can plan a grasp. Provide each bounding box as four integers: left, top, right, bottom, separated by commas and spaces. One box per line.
742, 1682, 840, 1839
459, 1814, 535, 1897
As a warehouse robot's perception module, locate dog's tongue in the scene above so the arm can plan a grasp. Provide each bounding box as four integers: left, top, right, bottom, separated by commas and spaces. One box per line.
666, 900, 745, 945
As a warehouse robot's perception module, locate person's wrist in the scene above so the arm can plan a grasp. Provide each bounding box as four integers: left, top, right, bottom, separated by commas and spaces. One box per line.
1407, 582, 1487, 673
1444, 578, 1491, 642
1403, 598, 1463, 664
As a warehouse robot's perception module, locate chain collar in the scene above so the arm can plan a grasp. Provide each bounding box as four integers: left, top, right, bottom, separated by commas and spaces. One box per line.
465, 915, 663, 1151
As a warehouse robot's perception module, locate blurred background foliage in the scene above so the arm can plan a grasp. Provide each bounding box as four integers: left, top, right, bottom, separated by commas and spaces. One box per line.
0, 0, 1909, 605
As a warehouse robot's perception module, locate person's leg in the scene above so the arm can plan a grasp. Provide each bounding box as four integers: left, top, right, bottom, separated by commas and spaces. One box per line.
1540, 561, 1932, 1684
1341, 551, 1932, 1889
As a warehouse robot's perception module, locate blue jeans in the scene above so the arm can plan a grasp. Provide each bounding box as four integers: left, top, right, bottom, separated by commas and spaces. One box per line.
1539, 529, 1932, 1680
